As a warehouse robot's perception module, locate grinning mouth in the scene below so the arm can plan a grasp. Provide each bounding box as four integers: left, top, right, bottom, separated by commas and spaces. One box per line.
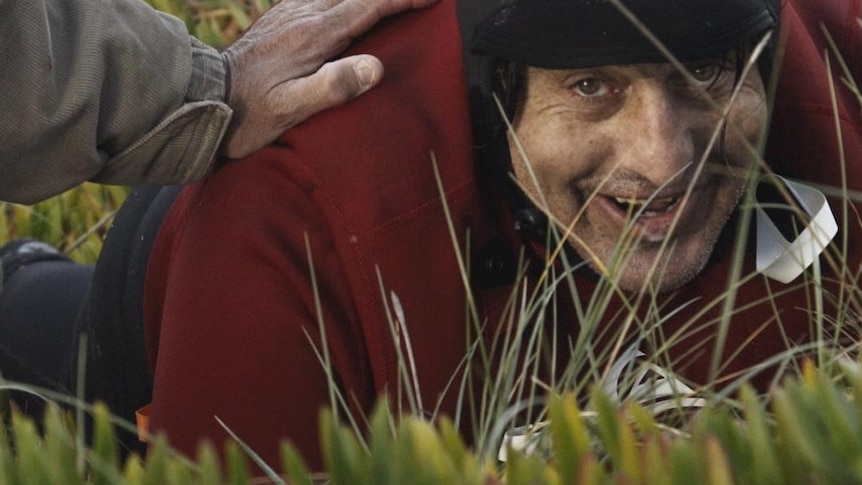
609, 195, 681, 217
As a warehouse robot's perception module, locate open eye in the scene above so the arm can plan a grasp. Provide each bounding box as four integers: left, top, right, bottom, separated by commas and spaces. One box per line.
688, 63, 723, 84
571, 78, 615, 97
680, 57, 736, 90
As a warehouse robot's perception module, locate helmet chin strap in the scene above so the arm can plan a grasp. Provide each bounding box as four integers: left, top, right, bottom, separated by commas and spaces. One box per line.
756, 176, 838, 283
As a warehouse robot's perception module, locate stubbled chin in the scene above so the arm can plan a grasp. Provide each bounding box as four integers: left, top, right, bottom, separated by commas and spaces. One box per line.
577, 235, 712, 294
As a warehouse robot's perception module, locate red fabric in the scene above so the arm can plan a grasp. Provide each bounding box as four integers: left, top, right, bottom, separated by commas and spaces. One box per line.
143, 0, 862, 472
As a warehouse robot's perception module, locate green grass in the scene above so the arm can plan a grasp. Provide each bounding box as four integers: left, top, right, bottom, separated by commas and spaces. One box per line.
5, 361, 862, 484
0, 184, 128, 263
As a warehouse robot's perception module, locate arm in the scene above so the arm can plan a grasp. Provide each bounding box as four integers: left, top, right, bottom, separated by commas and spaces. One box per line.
0, 0, 436, 204
0, 0, 219, 203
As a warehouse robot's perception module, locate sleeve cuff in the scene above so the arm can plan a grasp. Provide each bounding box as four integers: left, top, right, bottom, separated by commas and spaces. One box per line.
186, 37, 228, 102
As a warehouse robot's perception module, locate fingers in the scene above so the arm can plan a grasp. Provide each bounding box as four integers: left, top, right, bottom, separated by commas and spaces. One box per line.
276, 55, 384, 128
220, 0, 431, 159
347, 0, 439, 14
222, 55, 384, 159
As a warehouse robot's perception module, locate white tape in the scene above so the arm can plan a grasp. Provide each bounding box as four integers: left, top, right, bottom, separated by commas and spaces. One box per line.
756, 176, 838, 283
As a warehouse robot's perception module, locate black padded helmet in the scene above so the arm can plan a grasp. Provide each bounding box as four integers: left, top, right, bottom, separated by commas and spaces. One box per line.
472, 0, 780, 71
464, 0, 781, 130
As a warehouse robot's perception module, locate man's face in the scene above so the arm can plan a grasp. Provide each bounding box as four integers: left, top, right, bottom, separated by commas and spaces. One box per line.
509, 57, 767, 292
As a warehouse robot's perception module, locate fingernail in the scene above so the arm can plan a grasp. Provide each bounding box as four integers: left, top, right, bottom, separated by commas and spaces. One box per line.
354, 60, 378, 89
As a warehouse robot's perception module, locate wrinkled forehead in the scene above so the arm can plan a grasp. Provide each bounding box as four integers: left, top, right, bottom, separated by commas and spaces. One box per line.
472, 0, 779, 69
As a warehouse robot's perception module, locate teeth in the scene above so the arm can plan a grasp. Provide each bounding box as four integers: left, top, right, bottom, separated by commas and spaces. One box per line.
614, 196, 644, 205
612, 196, 680, 216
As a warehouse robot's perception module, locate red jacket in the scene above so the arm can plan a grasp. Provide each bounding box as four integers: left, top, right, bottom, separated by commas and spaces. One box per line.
144, 0, 862, 471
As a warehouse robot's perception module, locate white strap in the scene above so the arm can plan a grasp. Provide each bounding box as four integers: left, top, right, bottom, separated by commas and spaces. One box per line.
756, 176, 838, 283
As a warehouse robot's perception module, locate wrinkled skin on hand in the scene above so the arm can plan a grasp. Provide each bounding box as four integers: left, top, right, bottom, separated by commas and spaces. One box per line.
220, 0, 438, 159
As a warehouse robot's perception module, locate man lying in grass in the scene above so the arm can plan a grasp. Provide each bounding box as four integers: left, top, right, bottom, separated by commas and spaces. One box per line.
133, 0, 861, 468
2, 0, 860, 473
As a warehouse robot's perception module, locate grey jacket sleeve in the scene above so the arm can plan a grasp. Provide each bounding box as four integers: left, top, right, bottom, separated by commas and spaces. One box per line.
0, 0, 233, 204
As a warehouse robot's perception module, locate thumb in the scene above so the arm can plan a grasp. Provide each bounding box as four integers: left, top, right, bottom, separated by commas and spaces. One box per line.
276, 54, 384, 129
221, 55, 384, 159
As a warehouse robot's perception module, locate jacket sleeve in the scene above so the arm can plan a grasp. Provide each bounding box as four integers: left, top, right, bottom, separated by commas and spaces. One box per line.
0, 0, 232, 204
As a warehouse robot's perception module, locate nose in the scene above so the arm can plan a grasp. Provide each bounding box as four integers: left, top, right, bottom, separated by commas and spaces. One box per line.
617, 83, 704, 187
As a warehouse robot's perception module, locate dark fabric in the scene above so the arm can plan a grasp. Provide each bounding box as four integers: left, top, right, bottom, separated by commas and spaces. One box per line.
472, 0, 779, 69
0, 261, 92, 417
0, 185, 177, 455
73, 185, 180, 456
